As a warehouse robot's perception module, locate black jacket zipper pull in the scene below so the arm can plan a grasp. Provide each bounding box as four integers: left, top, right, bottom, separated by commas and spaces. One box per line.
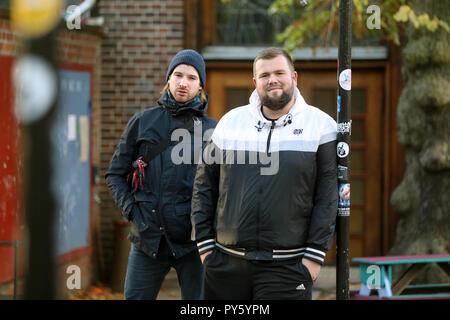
266, 120, 275, 155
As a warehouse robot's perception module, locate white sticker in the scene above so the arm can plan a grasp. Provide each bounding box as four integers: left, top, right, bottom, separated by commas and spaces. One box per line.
337, 142, 349, 158
339, 69, 351, 91
337, 120, 352, 135
68, 115, 77, 141
338, 207, 350, 216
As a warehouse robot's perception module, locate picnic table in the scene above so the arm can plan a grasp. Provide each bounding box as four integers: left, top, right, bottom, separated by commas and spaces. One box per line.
351, 254, 450, 299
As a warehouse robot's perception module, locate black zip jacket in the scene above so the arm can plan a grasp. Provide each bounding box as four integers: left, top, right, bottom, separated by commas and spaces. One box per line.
191, 88, 338, 265
106, 91, 217, 259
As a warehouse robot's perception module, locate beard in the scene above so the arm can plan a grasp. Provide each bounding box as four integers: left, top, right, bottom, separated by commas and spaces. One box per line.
260, 82, 294, 111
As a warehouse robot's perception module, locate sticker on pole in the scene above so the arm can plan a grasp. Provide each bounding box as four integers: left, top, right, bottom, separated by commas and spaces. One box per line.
337, 95, 341, 113
339, 183, 351, 207
337, 120, 352, 135
339, 69, 351, 91
337, 142, 349, 158
337, 165, 348, 181
338, 207, 350, 216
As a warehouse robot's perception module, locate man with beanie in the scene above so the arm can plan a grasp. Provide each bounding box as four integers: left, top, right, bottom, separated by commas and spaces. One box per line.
106, 49, 217, 300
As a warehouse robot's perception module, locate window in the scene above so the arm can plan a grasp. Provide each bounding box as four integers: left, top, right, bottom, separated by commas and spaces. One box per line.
201, 0, 386, 60
214, 0, 301, 46
0, 0, 10, 9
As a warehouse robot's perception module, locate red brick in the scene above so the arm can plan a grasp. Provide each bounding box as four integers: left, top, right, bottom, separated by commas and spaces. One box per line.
92, 0, 186, 281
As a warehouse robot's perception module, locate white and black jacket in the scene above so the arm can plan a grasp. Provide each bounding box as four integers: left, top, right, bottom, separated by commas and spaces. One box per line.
191, 88, 338, 265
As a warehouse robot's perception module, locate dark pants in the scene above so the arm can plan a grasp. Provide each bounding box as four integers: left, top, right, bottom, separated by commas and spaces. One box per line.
124, 237, 204, 300
204, 249, 313, 300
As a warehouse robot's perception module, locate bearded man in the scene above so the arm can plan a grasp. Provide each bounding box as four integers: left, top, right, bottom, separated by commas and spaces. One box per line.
191, 47, 338, 300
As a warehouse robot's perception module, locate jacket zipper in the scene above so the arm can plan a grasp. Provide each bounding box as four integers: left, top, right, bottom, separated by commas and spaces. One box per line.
256, 192, 260, 255
266, 120, 276, 155
256, 120, 275, 255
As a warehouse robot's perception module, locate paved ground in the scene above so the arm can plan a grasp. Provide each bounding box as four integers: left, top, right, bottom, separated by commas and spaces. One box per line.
0, 266, 360, 300
157, 266, 361, 300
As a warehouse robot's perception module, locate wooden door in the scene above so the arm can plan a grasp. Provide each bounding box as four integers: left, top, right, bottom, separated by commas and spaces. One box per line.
206, 65, 384, 264
207, 68, 254, 120
301, 69, 383, 263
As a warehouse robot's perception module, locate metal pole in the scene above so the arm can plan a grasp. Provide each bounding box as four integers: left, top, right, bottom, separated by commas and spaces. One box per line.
336, 0, 352, 300
11, 0, 63, 300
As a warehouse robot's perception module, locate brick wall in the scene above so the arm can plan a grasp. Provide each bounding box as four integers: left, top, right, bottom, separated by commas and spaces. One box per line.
1, 0, 188, 291
55, 28, 102, 295
0, 18, 101, 297
98, 0, 185, 281
0, 23, 101, 180
0, 19, 24, 55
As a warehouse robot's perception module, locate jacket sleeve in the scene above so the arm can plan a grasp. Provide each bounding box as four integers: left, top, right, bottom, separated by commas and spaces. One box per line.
191, 139, 220, 255
105, 113, 140, 221
305, 124, 338, 265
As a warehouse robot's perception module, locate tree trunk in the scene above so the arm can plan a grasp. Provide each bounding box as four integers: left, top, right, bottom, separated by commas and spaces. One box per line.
390, 0, 450, 284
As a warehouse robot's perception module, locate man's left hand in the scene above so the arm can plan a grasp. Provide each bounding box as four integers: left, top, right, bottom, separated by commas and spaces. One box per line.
301, 258, 321, 281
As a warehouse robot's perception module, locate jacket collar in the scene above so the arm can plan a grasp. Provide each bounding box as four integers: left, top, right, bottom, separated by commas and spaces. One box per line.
158, 90, 208, 117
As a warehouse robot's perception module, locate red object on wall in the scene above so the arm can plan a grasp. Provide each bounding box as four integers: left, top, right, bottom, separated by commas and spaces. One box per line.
0, 56, 23, 283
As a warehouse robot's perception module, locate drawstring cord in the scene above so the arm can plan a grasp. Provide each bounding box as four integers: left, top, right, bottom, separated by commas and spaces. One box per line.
256, 113, 292, 154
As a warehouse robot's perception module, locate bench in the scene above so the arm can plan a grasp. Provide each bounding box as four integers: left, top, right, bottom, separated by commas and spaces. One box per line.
351, 254, 450, 299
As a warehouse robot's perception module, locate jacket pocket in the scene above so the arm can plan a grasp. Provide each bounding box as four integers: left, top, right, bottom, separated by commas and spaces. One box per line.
298, 259, 314, 282
134, 191, 155, 202
175, 201, 191, 216
166, 202, 192, 243
202, 248, 216, 266
131, 204, 149, 232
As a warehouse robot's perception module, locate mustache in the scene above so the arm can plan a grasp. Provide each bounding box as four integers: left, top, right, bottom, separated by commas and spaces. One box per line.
266, 85, 282, 91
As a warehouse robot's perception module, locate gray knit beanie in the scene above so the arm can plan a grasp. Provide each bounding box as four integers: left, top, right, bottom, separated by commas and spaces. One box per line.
166, 49, 206, 87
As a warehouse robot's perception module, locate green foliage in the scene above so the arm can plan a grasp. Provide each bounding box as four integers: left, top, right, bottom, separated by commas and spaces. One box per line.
265, 0, 449, 51
0, 0, 10, 9
394, 5, 449, 32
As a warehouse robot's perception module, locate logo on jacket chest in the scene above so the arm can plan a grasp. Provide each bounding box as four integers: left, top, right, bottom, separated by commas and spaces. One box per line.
293, 128, 304, 135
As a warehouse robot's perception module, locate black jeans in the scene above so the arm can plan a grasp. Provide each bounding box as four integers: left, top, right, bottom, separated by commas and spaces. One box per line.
124, 237, 204, 300
203, 249, 314, 300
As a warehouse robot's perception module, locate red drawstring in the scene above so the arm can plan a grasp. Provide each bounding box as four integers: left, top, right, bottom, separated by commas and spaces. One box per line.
131, 156, 148, 191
